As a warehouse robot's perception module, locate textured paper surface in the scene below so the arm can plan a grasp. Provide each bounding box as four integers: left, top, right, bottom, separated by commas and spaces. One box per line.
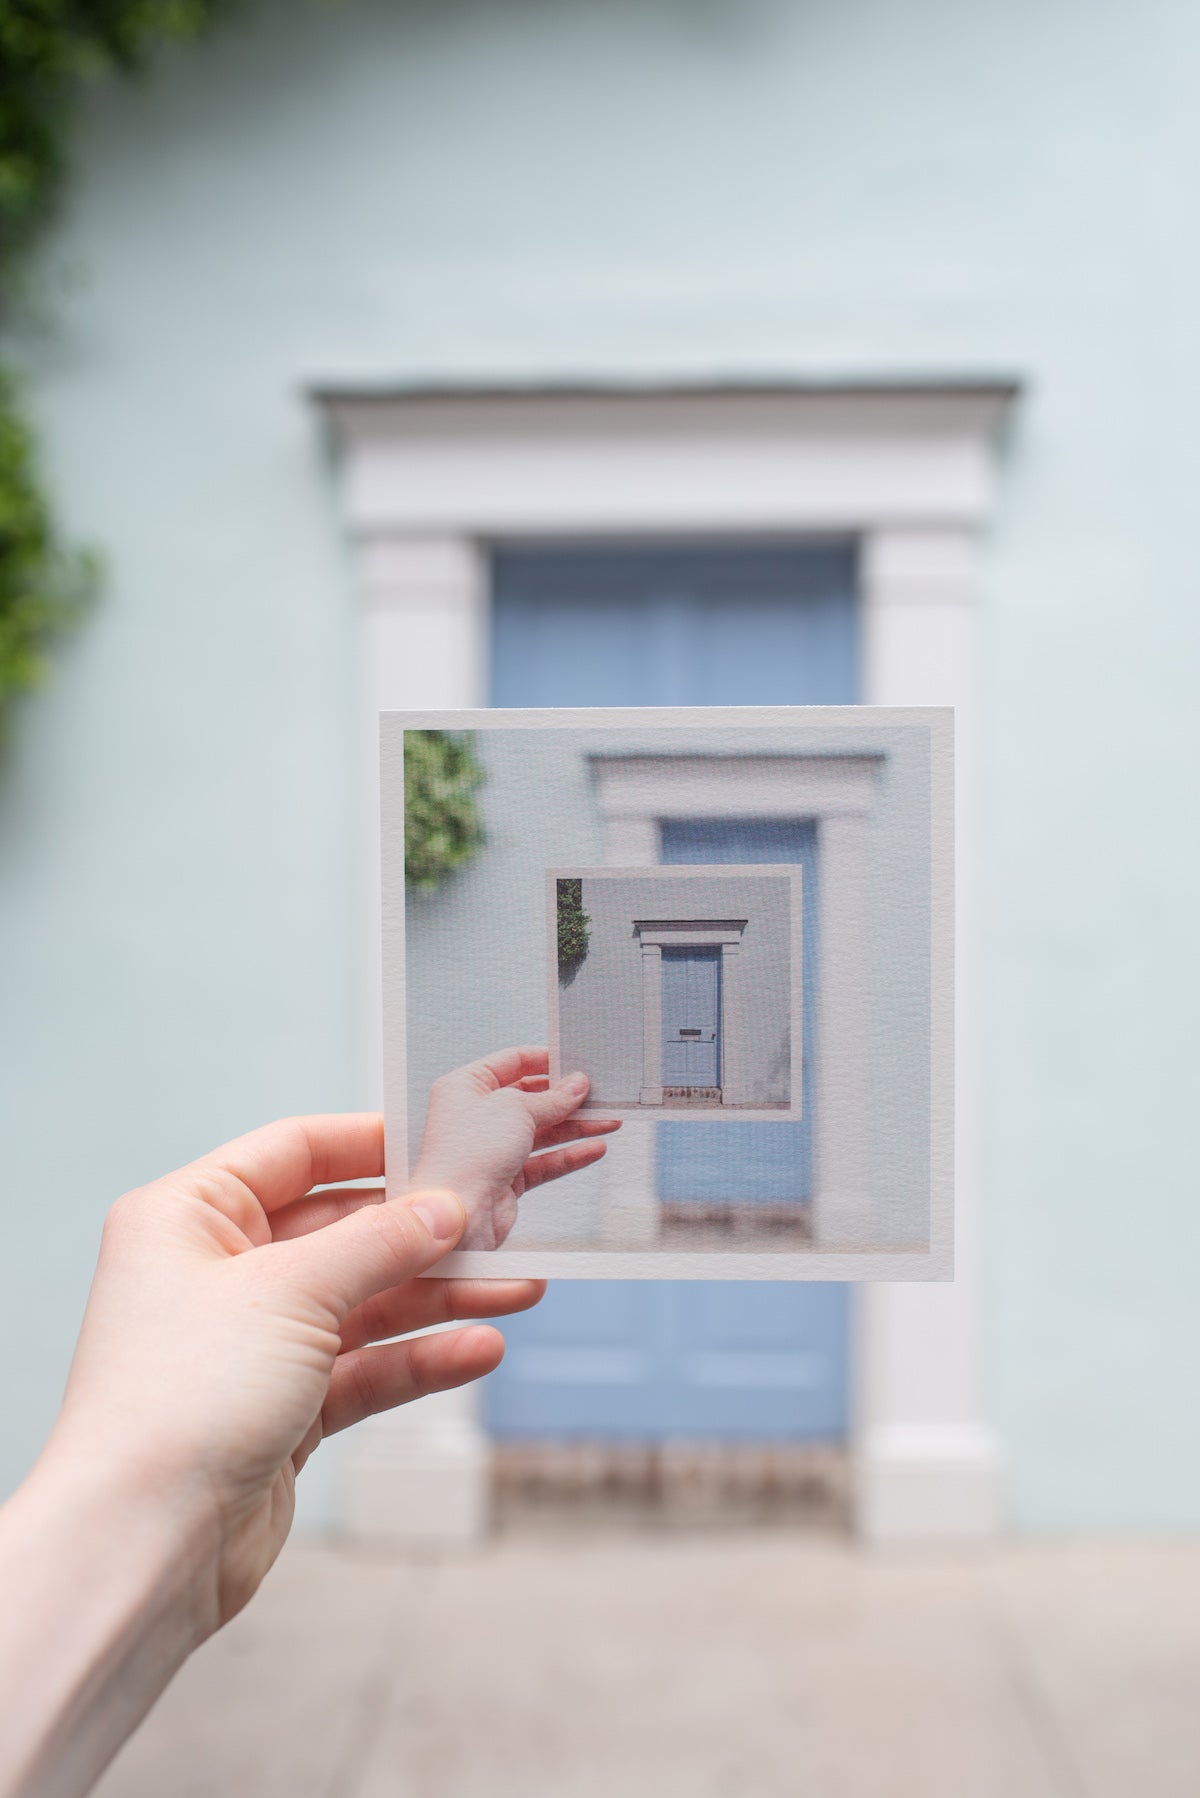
546, 866, 804, 1122
383, 706, 953, 1280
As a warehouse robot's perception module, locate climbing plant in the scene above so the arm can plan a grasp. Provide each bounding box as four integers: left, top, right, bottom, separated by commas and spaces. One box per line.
0, 0, 236, 734
0, 371, 93, 711
556, 875, 590, 968
404, 729, 486, 891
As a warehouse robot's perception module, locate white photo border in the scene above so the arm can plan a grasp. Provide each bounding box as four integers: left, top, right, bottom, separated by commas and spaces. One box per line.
382, 704, 954, 1282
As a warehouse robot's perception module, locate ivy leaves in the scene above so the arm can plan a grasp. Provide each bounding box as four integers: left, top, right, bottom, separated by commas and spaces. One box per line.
404, 730, 486, 892
556, 876, 590, 969
0, 370, 94, 721
0, 0, 235, 735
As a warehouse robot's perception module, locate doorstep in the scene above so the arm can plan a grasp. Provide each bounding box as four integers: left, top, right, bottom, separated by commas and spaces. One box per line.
492, 1441, 850, 1534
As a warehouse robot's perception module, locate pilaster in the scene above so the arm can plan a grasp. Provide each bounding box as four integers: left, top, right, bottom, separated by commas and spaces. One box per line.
348, 532, 493, 1545
853, 526, 1003, 1543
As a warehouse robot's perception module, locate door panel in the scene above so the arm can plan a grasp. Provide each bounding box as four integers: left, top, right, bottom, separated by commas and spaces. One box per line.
654, 815, 847, 1431
490, 542, 859, 709
662, 948, 720, 1089
658, 818, 816, 1203
482, 1283, 670, 1438
484, 540, 855, 1441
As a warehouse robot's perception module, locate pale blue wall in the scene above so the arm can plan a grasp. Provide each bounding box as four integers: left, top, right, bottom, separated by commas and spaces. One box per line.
3, 0, 1198, 1528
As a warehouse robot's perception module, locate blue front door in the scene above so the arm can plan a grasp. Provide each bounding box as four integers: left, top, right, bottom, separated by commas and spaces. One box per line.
485, 540, 856, 1442
657, 817, 816, 1207
662, 949, 721, 1090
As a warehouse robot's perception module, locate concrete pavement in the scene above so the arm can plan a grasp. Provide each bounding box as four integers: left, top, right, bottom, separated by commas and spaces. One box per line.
95, 1529, 1200, 1798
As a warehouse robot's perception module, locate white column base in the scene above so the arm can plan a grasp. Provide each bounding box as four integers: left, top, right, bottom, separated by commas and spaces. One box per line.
344, 1408, 492, 1545
599, 1120, 660, 1246
854, 1424, 1004, 1545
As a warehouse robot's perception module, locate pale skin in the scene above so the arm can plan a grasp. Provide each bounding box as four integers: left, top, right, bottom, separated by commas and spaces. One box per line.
413, 1047, 619, 1248
0, 1048, 617, 1798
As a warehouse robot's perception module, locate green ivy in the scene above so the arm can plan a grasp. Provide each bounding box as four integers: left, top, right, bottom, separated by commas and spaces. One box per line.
0, 367, 93, 707
556, 875, 590, 968
0, 0, 236, 735
404, 729, 486, 892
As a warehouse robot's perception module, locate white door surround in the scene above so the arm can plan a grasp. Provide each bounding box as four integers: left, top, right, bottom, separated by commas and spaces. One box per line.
316, 378, 1018, 1545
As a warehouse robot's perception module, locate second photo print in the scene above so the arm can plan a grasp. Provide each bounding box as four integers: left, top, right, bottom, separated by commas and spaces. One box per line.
548, 868, 802, 1120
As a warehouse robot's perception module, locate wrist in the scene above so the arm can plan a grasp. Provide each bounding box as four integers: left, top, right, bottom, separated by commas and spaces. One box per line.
0, 1437, 218, 1797
36, 1426, 222, 1637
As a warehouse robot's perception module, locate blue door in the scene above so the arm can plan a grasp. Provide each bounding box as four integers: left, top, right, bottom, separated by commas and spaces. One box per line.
657, 817, 816, 1206
485, 541, 856, 1442
662, 949, 721, 1090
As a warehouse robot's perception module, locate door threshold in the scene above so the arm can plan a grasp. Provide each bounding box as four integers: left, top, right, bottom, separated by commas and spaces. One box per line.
492, 1441, 850, 1535
659, 1202, 813, 1247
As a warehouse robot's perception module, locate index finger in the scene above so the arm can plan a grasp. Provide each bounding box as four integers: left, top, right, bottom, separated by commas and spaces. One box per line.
192, 1112, 384, 1215
460, 1046, 549, 1092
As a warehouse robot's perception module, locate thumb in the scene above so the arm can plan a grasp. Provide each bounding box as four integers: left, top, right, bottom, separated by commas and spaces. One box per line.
277, 1186, 466, 1318
524, 1071, 590, 1131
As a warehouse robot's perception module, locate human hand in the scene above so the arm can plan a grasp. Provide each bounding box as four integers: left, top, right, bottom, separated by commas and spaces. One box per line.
44, 1113, 544, 1638
411, 1047, 621, 1250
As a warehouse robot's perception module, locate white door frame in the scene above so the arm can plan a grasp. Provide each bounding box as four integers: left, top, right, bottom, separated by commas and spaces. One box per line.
316, 380, 1017, 1544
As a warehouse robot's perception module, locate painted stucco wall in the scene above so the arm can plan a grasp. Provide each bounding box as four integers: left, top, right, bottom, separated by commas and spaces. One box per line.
558, 873, 792, 1110
2, 0, 1198, 1528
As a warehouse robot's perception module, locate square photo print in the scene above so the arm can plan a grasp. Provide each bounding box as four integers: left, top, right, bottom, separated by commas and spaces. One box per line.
381, 706, 953, 1280
548, 867, 803, 1121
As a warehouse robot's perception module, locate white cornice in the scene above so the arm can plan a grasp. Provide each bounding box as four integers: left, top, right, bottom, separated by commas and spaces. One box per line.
588, 751, 884, 821
633, 918, 748, 948
314, 380, 1019, 538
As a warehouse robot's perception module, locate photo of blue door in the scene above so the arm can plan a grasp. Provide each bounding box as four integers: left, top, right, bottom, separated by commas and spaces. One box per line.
662, 949, 721, 1091
485, 540, 857, 1442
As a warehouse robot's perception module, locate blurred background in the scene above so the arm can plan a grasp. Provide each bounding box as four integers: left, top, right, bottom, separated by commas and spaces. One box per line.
1, 0, 1198, 1791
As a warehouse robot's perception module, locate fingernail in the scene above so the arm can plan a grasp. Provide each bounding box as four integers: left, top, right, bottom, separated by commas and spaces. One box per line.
567, 1072, 589, 1095
410, 1188, 465, 1241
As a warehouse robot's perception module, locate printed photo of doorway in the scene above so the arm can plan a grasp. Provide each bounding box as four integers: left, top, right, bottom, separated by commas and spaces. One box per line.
549, 868, 802, 1120
387, 704, 951, 1281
